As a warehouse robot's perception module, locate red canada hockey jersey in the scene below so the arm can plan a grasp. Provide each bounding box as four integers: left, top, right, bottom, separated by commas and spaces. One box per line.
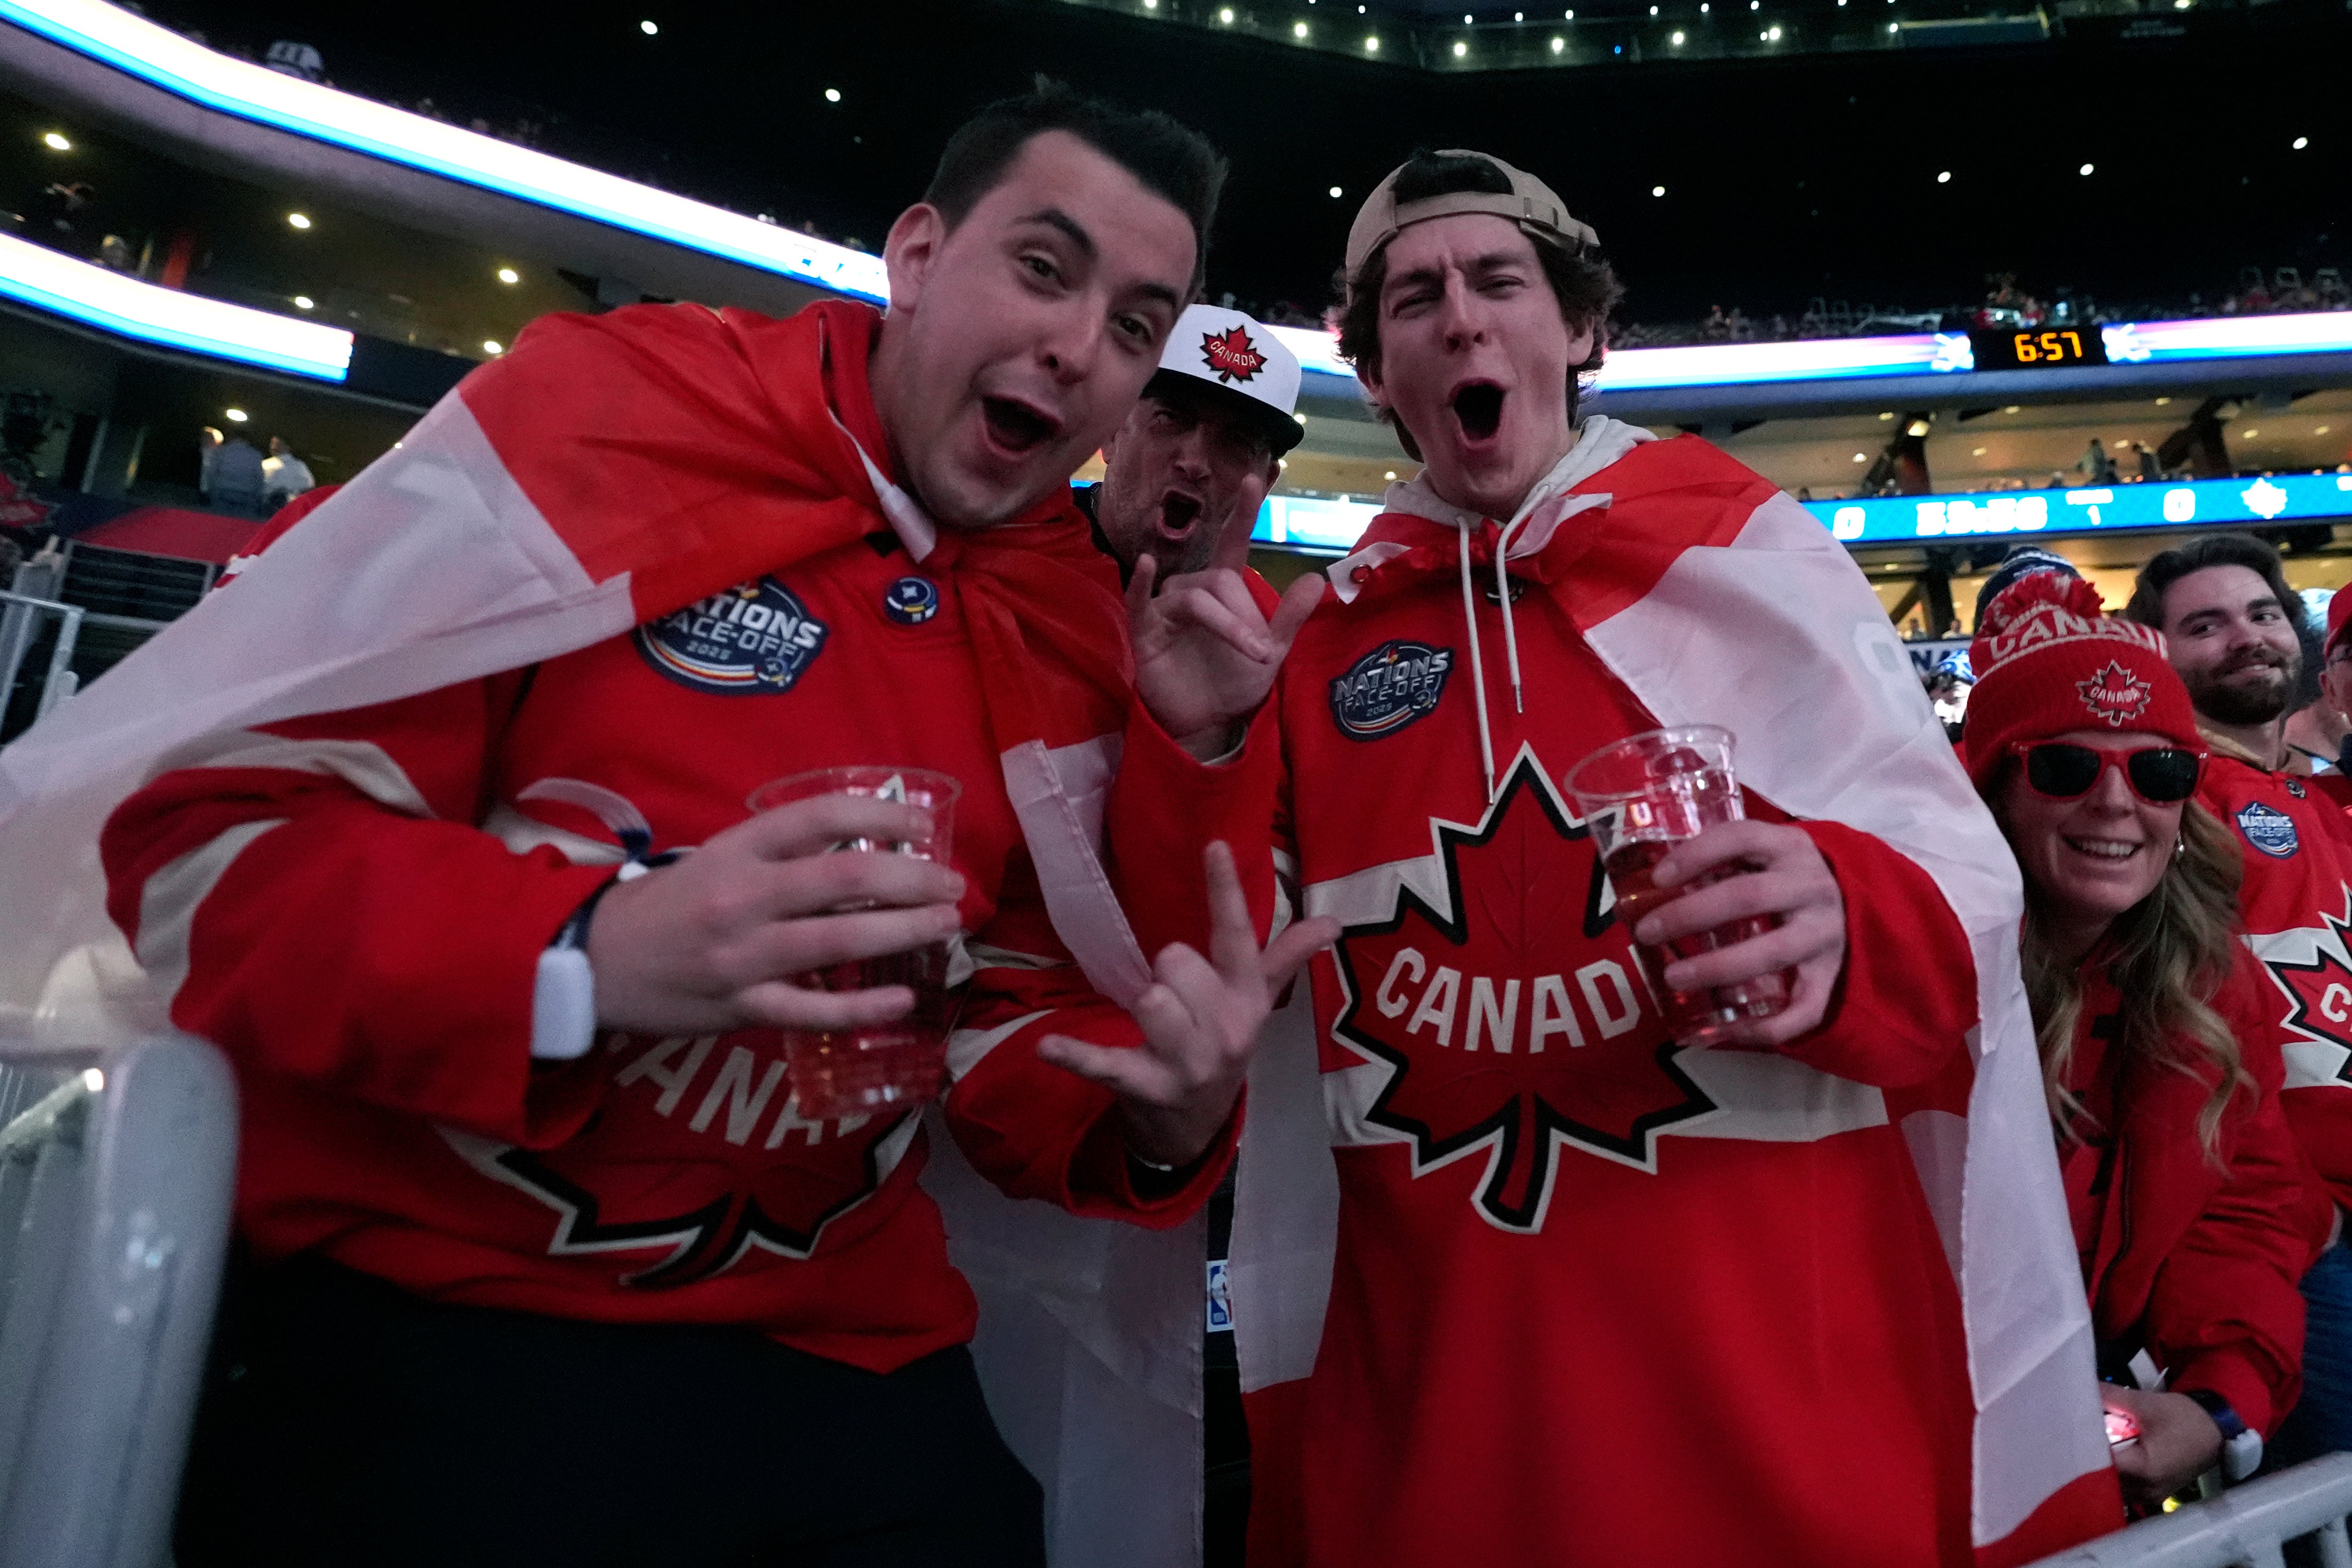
2059, 950, 2321, 1438
98, 299, 1237, 1375
2201, 742, 2352, 1221
1145, 426, 2120, 1566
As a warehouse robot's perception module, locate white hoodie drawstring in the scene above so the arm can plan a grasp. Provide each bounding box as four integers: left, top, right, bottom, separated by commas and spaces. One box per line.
1492, 510, 1532, 715
1377, 422, 1655, 809
1457, 519, 1498, 804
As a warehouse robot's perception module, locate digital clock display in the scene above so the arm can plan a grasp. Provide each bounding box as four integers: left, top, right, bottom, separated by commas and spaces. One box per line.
1970, 326, 2111, 371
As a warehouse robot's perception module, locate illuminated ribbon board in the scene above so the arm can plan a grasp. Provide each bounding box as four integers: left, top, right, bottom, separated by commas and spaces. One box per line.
2103, 313, 2352, 365
1249, 493, 1387, 553
1248, 473, 2352, 557
0, 230, 353, 380
0, 0, 890, 304
1809, 472, 2352, 545
1275, 313, 2352, 395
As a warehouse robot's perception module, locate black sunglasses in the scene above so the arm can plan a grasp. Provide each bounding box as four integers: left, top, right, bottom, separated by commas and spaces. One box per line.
2009, 742, 2206, 805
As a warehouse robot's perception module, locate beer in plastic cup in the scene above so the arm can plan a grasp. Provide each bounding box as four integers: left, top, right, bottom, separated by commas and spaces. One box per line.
744, 767, 962, 1121
1563, 726, 1788, 1047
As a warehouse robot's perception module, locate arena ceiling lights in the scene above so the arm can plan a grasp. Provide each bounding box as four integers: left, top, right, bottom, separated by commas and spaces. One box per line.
0, 0, 891, 305
0, 230, 354, 380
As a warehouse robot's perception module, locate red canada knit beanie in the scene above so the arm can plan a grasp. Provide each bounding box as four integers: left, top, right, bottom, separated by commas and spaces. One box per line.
1962, 569, 2203, 789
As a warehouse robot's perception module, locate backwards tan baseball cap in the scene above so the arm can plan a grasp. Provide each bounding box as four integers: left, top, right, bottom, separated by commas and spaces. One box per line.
1343, 149, 1600, 282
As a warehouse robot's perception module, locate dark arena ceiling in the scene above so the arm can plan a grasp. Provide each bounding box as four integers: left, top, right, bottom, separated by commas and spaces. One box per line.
98, 0, 2352, 329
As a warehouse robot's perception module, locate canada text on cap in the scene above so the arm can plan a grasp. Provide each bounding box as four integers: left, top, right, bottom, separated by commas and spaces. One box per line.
1344, 149, 1600, 283
1147, 303, 1306, 456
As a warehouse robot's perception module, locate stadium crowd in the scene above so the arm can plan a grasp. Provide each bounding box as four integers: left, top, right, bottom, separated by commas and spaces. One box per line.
13, 67, 2352, 1568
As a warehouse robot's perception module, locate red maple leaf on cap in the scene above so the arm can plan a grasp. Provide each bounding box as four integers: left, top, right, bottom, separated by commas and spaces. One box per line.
2075, 660, 2154, 727
1200, 324, 1267, 384
1330, 756, 1714, 1232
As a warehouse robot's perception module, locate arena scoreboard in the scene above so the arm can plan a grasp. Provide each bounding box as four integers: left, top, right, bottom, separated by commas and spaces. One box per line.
1968, 327, 2109, 372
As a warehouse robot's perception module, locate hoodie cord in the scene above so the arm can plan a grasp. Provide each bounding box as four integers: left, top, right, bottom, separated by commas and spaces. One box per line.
1492, 510, 1532, 715
1458, 519, 1498, 805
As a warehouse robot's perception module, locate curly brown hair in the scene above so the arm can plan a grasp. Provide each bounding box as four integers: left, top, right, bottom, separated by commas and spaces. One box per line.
1335, 150, 1621, 462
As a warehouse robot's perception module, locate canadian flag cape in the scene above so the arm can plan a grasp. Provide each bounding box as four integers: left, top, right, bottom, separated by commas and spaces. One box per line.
1225, 424, 2114, 1563
0, 297, 1203, 1567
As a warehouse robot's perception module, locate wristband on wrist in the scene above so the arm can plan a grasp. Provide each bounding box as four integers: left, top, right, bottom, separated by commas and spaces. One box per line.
530, 861, 649, 1062
2179, 1388, 2263, 1483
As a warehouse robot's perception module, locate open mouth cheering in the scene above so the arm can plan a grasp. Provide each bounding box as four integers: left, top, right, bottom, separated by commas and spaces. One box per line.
1450, 381, 1505, 444
981, 396, 1059, 456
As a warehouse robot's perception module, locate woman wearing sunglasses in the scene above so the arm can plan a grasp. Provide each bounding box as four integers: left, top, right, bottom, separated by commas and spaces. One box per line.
1965, 570, 2328, 1511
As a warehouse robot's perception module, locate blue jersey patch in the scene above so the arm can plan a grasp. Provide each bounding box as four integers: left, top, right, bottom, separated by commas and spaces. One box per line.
883, 576, 940, 625
1329, 640, 1454, 741
2236, 801, 2301, 858
635, 577, 828, 695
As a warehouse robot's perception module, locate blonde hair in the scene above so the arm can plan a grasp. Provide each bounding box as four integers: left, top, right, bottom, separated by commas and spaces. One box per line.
2013, 799, 2254, 1160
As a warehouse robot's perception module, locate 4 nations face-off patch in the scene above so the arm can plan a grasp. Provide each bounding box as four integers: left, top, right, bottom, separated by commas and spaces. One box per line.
1330, 639, 1455, 741
2237, 801, 2301, 859
636, 577, 829, 695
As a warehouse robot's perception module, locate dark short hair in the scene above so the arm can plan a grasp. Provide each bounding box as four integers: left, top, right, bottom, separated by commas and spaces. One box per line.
1336, 149, 1622, 461
923, 78, 1227, 300
2124, 532, 2301, 638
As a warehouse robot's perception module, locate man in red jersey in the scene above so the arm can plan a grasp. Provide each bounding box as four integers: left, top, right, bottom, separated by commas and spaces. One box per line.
2126, 533, 2352, 1459
62, 85, 1330, 1568
1115, 148, 2121, 1566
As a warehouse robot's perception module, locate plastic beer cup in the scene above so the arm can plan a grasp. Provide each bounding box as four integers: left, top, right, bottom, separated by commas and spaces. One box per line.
744, 767, 962, 1120
1563, 726, 1789, 1047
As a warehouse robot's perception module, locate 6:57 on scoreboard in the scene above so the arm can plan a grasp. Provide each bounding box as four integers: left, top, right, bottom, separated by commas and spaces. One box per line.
1970, 327, 2111, 371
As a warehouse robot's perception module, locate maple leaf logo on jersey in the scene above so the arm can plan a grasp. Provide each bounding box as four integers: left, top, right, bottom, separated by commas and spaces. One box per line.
1328, 754, 1716, 1233
1199, 325, 1267, 384
2075, 661, 2154, 728
441, 1033, 919, 1286
2255, 895, 2352, 1088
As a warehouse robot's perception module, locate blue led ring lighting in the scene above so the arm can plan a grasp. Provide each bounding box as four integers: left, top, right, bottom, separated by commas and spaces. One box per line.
0, 231, 354, 380
0, 0, 890, 304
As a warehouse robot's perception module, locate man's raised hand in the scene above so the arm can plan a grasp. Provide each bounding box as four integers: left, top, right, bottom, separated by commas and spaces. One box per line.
1037, 841, 1338, 1168
1128, 493, 1326, 759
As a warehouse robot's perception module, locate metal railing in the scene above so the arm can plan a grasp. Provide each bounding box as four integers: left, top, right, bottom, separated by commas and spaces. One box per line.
0, 590, 83, 726
2025, 1454, 2352, 1568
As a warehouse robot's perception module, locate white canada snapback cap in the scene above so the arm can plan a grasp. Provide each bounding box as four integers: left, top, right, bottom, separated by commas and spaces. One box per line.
1148, 303, 1305, 455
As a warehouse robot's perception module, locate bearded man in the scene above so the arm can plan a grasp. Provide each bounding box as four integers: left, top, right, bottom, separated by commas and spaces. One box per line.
2129, 533, 2352, 1465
